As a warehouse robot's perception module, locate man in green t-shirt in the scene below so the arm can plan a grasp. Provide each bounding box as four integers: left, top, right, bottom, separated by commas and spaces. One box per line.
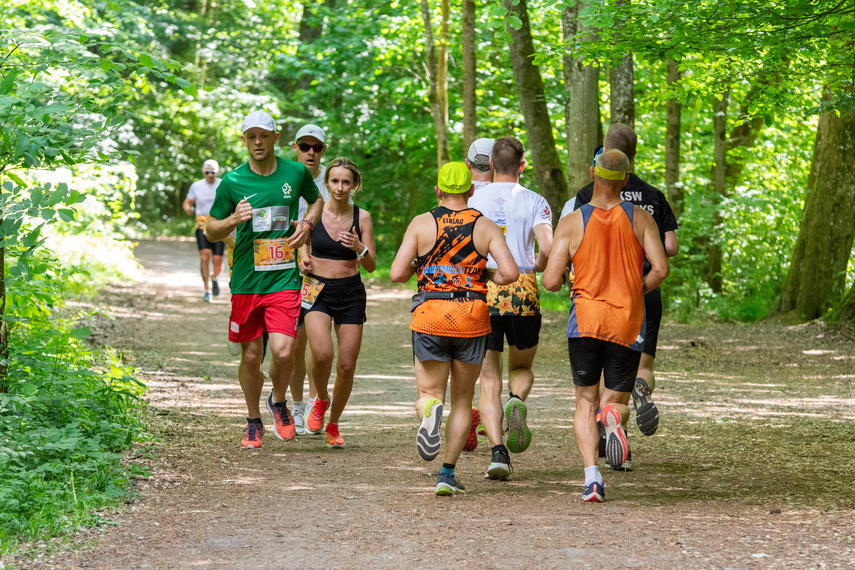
206, 110, 323, 450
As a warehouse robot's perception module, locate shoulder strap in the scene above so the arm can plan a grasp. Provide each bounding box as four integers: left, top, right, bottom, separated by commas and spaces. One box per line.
580, 203, 594, 231
620, 201, 634, 223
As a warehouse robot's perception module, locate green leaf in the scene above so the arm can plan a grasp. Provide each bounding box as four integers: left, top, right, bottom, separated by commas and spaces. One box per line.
508, 13, 522, 30
764, 113, 774, 127
57, 208, 76, 222
175, 77, 198, 96
139, 54, 154, 68
70, 327, 92, 338
0, 70, 18, 95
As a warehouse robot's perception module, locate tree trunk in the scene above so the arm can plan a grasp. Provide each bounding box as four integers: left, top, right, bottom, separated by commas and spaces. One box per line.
420, 0, 451, 167
461, 0, 477, 152
707, 89, 729, 294
608, 0, 634, 128
503, 0, 568, 224
664, 58, 682, 217
562, 3, 600, 194
777, 107, 855, 319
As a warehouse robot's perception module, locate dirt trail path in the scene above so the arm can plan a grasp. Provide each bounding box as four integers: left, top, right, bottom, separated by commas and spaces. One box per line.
37, 240, 855, 568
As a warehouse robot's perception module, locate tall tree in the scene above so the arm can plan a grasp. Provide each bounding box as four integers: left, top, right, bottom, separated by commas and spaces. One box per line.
461, 0, 477, 151
562, 2, 600, 194
503, 0, 568, 221
664, 58, 682, 217
608, 0, 634, 127
777, 107, 855, 319
706, 88, 730, 293
420, 0, 451, 166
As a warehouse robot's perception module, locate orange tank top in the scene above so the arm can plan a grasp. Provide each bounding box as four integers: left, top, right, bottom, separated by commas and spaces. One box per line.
567, 203, 645, 349
411, 207, 490, 338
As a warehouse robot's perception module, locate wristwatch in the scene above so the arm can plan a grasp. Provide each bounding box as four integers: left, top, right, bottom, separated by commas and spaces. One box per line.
357, 245, 369, 259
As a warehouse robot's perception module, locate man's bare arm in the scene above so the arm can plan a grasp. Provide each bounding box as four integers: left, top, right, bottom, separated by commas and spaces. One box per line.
533, 222, 553, 272
288, 196, 324, 249
640, 214, 669, 293
664, 230, 678, 257
390, 219, 421, 283
206, 198, 251, 242
485, 220, 519, 285
542, 216, 574, 292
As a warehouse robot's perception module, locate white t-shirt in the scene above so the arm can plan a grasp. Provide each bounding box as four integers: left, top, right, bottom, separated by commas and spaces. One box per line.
472, 180, 492, 192
186, 178, 221, 216
560, 197, 576, 219
468, 181, 552, 271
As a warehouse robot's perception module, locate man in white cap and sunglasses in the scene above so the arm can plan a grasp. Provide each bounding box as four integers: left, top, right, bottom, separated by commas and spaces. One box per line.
286, 124, 353, 435
206, 110, 324, 450
466, 137, 495, 192
184, 159, 224, 302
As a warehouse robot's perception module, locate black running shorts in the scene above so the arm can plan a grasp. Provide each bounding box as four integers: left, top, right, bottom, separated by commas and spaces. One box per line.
195, 228, 225, 256
302, 273, 366, 326
567, 337, 641, 393
486, 314, 542, 352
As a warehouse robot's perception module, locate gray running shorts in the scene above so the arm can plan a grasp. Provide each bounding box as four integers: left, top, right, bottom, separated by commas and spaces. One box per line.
412, 331, 487, 364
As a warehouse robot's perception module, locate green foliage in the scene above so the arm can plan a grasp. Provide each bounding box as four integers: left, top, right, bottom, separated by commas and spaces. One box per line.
0, 250, 148, 552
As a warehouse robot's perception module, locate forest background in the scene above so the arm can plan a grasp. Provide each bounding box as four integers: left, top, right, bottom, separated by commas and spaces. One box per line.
0, 0, 854, 556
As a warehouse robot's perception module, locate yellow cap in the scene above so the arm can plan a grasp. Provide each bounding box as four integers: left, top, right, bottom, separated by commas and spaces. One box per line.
437, 162, 472, 194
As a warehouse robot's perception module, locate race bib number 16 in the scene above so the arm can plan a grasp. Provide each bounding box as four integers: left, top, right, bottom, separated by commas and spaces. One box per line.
253, 238, 295, 272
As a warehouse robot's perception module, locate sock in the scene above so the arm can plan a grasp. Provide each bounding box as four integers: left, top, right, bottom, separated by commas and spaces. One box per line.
509, 392, 520, 400
491, 444, 508, 455
205, 289, 212, 294
584, 465, 603, 486
247, 417, 263, 424
293, 400, 305, 411
440, 463, 455, 476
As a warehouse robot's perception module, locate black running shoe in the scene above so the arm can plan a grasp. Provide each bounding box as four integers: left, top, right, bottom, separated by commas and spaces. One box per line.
632, 378, 659, 436
435, 472, 466, 495
211, 279, 220, 296
485, 450, 512, 480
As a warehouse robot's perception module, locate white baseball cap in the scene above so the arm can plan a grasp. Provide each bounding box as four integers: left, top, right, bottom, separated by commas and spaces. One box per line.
294, 124, 326, 144
467, 137, 495, 168
202, 159, 219, 172
242, 110, 276, 132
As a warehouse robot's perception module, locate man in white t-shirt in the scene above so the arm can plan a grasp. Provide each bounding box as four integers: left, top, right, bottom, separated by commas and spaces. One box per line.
467, 136, 553, 480
289, 124, 352, 435
466, 137, 495, 192
183, 159, 224, 302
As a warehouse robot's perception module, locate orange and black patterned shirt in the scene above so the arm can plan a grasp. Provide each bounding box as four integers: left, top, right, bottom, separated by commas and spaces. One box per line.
411, 206, 490, 338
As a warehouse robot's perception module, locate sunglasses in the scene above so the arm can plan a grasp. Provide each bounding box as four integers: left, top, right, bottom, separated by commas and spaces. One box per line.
203, 171, 216, 174
297, 142, 325, 153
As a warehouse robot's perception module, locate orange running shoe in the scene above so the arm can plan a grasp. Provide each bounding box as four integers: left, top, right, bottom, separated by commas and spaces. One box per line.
306, 398, 330, 433
266, 393, 296, 441
241, 420, 264, 449
324, 422, 345, 448
463, 407, 480, 452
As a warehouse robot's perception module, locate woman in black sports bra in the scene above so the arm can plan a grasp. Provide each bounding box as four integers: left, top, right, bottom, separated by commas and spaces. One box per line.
298, 157, 376, 448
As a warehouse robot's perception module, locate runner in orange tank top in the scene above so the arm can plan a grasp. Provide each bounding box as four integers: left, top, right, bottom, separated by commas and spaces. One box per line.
391, 162, 518, 497
543, 149, 669, 502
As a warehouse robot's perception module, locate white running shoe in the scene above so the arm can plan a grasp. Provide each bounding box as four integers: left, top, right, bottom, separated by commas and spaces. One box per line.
292, 401, 306, 436
227, 340, 241, 356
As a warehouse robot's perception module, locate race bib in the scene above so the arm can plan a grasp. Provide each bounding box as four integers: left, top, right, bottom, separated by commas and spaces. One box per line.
252, 206, 291, 232
300, 276, 325, 310
195, 215, 209, 230
253, 238, 295, 272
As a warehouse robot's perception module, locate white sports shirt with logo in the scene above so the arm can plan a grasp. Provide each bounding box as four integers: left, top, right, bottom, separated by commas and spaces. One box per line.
186, 178, 221, 216
468, 181, 552, 271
